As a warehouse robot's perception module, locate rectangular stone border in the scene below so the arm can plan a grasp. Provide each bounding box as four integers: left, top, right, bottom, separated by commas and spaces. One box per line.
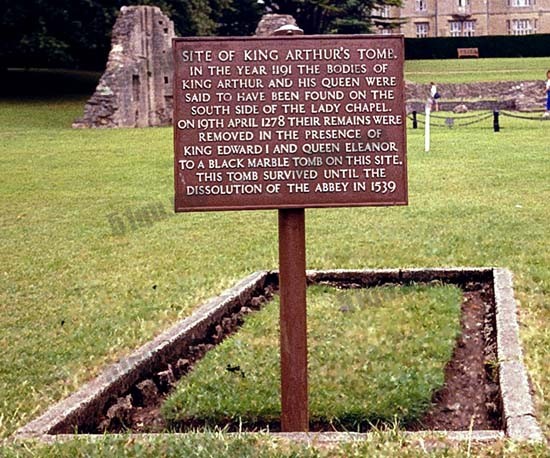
14, 271, 272, 438
13, 267, 543, 444
493, 269, 543, 441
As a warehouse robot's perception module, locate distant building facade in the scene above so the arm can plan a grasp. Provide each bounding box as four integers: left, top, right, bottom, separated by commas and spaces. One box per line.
374, 0, 550, 37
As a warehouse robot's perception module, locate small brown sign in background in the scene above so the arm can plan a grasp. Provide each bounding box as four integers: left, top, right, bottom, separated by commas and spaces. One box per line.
174, 35, 407, 212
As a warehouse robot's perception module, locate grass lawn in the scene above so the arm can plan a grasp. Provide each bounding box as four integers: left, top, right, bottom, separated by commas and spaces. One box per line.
162, 284, 463, 430
405, 56, 550, 83
0, 64, 549, 456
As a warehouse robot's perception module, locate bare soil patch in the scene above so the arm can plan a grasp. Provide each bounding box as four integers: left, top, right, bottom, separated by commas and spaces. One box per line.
410, 284, 501, 431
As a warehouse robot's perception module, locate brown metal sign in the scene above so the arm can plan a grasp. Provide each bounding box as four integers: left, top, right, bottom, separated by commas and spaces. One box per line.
174, 35, 407, 212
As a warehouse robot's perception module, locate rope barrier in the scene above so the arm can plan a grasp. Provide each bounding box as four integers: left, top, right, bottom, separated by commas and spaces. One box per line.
452, 113, 494, 127
500, 110, 550, 121
409, 109, 550, 132
410, 118, 448, 128
425, 111, 492, 120
408, 112, 493, 128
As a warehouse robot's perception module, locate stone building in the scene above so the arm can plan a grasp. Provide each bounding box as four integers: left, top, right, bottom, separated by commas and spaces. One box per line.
73, 6, 175, 128
374, 0, 550, 37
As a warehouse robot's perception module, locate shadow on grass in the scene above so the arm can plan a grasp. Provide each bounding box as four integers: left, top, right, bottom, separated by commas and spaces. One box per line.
0, 68, 100, 99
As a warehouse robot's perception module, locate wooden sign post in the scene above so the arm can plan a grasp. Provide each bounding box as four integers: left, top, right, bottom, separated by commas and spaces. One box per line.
173, 35, 408, 431
278, 207, 308, 430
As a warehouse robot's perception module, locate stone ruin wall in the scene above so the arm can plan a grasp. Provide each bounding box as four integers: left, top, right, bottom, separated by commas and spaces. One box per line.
74, 10, 300, 129
406, 80, 546, 112
254, 14, 299, 36
73, 6, 175, 128
74, 8, 545, 128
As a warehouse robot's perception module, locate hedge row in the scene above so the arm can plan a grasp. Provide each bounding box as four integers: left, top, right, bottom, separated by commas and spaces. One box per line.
405, 34, 550, 59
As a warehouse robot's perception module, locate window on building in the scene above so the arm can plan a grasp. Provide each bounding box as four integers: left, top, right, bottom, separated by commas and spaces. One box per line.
378, 5, 391, 17
416, 22, 429, 37
415, 0, 427, 12
463, 20, 476, 36
508, 18, 536, 34
457, 0, 470, 7
509, 0, 533, 6
449, 20, 476, 36
449, 21, 462, 36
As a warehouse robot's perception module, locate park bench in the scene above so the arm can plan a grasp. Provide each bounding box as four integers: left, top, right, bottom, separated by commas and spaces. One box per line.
457, 47, 479, 58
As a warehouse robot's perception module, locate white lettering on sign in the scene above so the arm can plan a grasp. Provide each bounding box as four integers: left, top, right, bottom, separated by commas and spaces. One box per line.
174, 36, 407, 211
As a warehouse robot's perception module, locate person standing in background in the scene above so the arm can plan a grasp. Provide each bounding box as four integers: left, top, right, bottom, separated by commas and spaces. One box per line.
430, 82, 440, 112
544, 70, 550, 117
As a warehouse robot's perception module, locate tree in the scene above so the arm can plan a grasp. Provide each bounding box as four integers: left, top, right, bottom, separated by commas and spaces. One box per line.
0, 0, 401, 70
0, 0, 217, 70
211, 0, 264, 36
262, 0, 402, 35
169, 0, 216, 36
0, 0, 114, 69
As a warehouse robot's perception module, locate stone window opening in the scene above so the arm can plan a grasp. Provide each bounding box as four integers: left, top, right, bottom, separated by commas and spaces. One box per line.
132, 75, 140, 102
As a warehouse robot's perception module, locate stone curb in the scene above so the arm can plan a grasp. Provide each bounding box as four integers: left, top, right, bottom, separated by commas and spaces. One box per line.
23, 430, 505, 446
12, 267, 543, 444
14, 271, 270, 439
493, 268, 544, 442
